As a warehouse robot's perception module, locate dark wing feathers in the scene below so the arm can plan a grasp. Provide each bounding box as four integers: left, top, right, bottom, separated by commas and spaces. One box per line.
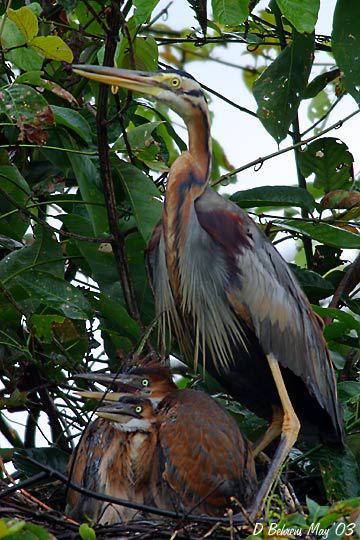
195, 188, 343, 442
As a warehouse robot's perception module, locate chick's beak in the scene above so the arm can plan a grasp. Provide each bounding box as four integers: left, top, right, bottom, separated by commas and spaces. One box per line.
96, 404, 141, 422
72, 64, 162, 97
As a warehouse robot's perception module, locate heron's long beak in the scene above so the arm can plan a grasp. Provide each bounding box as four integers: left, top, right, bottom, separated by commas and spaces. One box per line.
72, 64, 162, 97
96, 403, 141, 422
74, 372, 139, 393
75, 390, 133, 402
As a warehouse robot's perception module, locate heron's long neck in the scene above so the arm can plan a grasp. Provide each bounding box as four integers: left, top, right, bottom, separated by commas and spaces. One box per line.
167, 104, 211, 201
186, 106, 212, 183
163, 104, 211, 294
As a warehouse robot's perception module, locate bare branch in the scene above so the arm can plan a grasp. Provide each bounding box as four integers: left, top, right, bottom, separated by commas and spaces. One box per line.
325, 253, 360, 324
95, 1, 142, 325
212, 108, 360, 186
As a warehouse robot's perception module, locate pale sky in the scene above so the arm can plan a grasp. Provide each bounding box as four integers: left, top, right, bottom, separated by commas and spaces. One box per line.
156, 0, 360, 192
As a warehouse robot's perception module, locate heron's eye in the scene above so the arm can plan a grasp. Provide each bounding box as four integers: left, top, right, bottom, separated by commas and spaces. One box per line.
135, 405, 142, 413
141, 379, 149, 387
170, 77, 180, 88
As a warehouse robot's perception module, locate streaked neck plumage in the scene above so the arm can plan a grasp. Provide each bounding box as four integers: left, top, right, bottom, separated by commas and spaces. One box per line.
163, 100, 211, 291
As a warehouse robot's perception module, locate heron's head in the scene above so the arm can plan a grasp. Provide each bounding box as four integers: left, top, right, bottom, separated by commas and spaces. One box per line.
75, 364, 177, 405
96, 395, 156, 432
72, 65, 206, 123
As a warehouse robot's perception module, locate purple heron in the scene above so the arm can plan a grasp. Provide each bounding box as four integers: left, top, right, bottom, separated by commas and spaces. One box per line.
73, 64, 344, 515
66, 395, 158, 524
78, 365, 257, 516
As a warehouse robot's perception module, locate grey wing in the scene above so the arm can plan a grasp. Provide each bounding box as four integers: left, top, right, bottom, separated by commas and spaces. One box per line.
196, 188, 343, 441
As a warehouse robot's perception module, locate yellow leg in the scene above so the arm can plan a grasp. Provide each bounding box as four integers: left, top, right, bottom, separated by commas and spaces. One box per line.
250, 354, 300, 519
252, 406, 283, 457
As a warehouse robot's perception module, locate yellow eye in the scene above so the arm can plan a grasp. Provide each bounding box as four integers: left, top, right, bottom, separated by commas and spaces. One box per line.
170, 77, 180, 88
135, 406, 142, 413
141, 379, 149, 387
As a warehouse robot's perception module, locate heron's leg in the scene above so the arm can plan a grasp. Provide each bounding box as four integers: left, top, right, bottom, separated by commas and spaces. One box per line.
249, 354, 300, 519
252, 405, 283, 457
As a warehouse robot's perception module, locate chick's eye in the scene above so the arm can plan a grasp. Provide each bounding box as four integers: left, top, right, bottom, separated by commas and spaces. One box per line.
141, 379, 149, 387
170, 77, 180, 87
135, 406, 142, 413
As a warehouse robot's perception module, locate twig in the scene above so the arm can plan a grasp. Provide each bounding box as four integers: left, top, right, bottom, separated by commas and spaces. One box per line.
0, 187, 113, 243
96, 0, 142, 325
2, 456, 247, 525
291, 116, 314, 269
301, 94, 343, 138
0, 458, 77, 521
0, 143, 97, 155
158, 60, 259, 121
82, 0, 109, 34
173, 46, 259, 73
325, 253, 360, 323
212, 108, 360, 186
273, 5, 313, 268
145, 1, 173, 29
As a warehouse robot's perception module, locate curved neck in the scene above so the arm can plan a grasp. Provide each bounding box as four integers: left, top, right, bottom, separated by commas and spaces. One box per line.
186, 105, 212, 184
163, 102, 211, 292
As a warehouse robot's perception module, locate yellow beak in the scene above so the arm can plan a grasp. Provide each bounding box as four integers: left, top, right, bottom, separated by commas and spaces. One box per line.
75, 390, 134, 402
72, 64, 162, 97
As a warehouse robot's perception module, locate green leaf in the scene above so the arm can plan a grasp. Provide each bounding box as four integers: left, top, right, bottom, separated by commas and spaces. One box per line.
230, 185, 316, 211
0, 227, 64, 310
332, 0, 360, 105
133, 0, 160, 24
15, 70, 44, 86
28, 314, 65, 343
304, 69, 340, 99
24, 523, 51, 540
307, 89, 331, 124
14, 447, 68, 477
29, 35, 73, 62
275, 0, 320, 34
51, 106, 92, 144
58, 214, 119, 293
116, 161, 162, 242
0, 519, 26, 537
317, 445, 360, 500
0, 13, 43, 71
58, 133, 108, 237
298, 138, 354, 193
96, 293, 140, 341
132, 36, 158, 71
212, 0, 248, 26
79, 523, 96, 540
290, 265, 334, 302
275, 219, 360, 249
338, 381, 360, 402
13, 271, 92, 319
7, 6, 38, 41
113, 121, 164, 152
0, 165, 31, 241
253, 30, 314, 142
0, 84, 54, 145
313, 306, 360, 336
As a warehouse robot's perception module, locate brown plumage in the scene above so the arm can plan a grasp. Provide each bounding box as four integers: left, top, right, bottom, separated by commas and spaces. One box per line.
66, 396, 158, 524
73, 64, 344, 515
75, 364, 257, 517
155, 388, 256, 515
